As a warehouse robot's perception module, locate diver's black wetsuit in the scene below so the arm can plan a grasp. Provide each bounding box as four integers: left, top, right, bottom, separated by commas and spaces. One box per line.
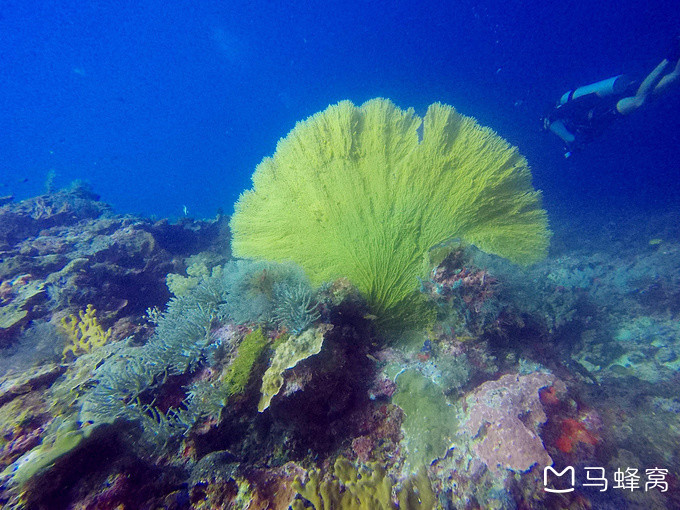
545, 80, 638, 153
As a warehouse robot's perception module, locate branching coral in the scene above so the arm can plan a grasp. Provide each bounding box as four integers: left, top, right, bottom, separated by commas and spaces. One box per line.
231, 98, 550, 326
61, 304, 112, 359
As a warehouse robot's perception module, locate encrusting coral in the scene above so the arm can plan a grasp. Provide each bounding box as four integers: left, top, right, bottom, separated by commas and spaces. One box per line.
230, 98, 550, 326
392, 369, 459, 473
258, 324, 332, 412
221, 327, 268, 396
291, 456, 435, 510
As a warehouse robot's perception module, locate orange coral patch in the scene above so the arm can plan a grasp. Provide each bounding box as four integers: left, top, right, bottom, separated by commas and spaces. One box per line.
539, 385, 561, 406
555, 418, 598, 453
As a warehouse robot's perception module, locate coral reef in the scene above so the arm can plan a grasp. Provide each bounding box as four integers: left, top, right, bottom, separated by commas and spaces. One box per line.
220, 259, 316, 326
422, 244, 501, 336
575, 316, 680, 383
1, 182, 680, 508
77, 276, 223, 447
0, 185, 230, 351
0, 276, 45, 343
553, 417, 599, 453
2, 417, 87, 487
272, 281, 321, 334
221, 327, 267, 396
166, 259, 212, 297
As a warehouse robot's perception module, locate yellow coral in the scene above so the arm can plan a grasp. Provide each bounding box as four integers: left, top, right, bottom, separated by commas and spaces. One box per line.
60, 304, 112, 360
231, 98, 550, 324
292, 457, 434, 510
258, 324, 331, 412
166, 260, 212, 297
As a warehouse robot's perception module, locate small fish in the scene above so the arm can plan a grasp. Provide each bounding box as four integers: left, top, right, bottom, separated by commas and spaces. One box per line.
649, 238, 662, 245
183, 205, 189, 216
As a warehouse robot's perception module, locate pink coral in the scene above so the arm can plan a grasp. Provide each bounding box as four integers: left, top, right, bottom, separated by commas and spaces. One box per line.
462, 372, 566, 473
428, 256, 499, 313
351, 435, 375, 462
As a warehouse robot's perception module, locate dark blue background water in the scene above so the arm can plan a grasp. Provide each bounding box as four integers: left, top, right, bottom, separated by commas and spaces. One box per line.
2, 0, 679, 224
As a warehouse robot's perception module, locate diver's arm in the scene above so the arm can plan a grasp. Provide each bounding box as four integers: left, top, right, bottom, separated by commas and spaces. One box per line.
547, 119, 576, 144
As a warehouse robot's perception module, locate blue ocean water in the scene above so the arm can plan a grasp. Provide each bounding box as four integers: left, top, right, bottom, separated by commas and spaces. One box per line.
2, 0, 678, 222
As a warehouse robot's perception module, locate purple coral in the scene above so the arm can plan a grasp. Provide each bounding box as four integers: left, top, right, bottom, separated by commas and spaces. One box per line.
462, 372, 566, 473
368, 375, 396, 401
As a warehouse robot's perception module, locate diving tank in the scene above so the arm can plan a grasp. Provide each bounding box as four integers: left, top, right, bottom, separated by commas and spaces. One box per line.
559, 75, 632, 105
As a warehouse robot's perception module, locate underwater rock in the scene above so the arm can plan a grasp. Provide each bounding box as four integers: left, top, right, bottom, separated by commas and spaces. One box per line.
1, 184, 678, 508
0, 275, 47, 343
245, 462, 306, 510
575, 316, 680, 383
189, 449, 238, 486
0, 362, 63, 406
254, 302, 379, 456
0, 187, 230, 347
0, 185, 110, 248
11, 420, 187, 509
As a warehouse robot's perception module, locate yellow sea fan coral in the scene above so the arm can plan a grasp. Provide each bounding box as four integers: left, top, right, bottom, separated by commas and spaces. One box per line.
230, 98, 550, 322
61, 304, 112, 359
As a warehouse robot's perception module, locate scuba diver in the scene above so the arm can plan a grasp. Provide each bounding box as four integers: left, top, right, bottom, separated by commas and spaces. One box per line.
543, 39, 680, 157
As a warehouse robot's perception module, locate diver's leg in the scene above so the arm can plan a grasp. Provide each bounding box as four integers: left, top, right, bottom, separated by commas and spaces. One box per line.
653, 56, 680, 95
616, 95, 645, 115
636, 59, 671, 96
616, 59, 670, 114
